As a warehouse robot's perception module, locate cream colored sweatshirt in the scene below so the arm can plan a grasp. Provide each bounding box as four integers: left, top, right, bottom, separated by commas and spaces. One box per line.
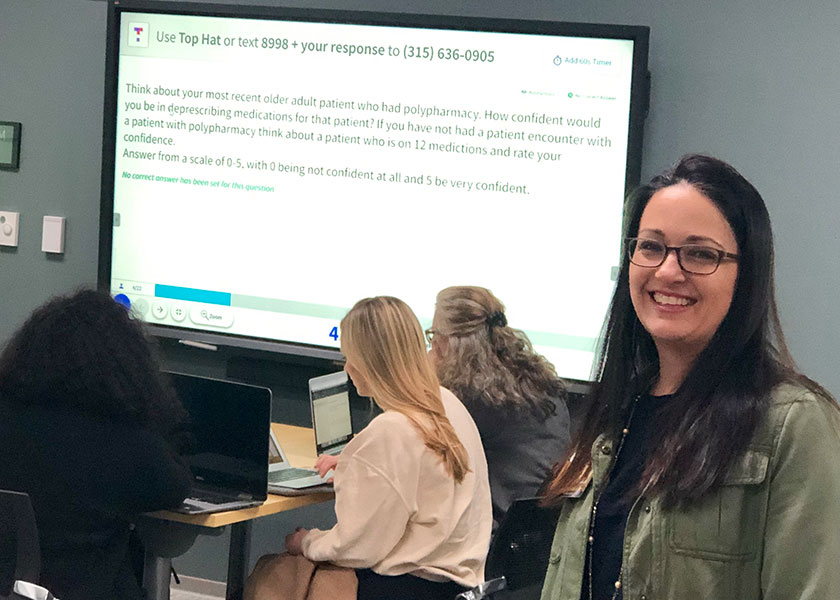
301, 387, 492, 588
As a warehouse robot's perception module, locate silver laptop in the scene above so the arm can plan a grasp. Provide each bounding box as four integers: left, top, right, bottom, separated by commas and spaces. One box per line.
309, 371, 354, 456
267, 429, 331, 490
167, 372, 270, 514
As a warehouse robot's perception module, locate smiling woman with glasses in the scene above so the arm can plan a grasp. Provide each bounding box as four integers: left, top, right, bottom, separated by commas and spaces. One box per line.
540, 154, 840, 600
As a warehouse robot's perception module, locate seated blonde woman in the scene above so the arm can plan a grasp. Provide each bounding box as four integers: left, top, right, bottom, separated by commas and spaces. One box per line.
284, 296, 492, 600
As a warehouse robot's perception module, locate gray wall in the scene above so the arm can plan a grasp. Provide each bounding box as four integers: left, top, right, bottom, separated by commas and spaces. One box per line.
0, 0, 106, 328
2, 0, 839, 583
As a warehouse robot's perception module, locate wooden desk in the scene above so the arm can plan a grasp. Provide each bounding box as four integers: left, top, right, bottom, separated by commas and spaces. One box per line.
142, 424, 334, 600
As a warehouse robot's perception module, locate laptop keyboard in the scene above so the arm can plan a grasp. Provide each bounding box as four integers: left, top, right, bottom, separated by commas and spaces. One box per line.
269, 467, 321, 483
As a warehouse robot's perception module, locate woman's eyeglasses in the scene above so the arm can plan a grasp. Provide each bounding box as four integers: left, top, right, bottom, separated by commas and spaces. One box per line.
626, 237, 739, 275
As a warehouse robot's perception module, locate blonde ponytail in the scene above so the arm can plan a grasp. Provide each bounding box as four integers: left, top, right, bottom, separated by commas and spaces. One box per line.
400, 392, 470, 483
341, 296, 471, 483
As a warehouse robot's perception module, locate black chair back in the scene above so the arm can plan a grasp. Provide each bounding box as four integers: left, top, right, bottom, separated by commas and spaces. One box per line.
0, 490, 41, 599
486, 497, 559, 591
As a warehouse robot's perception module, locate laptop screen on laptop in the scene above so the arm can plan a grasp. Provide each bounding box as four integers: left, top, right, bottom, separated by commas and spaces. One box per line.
309, 372, 353, 455
168, 372, 271, 500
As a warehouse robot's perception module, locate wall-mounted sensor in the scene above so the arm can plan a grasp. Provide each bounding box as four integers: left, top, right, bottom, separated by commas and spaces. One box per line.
0, 211, 20, 247
42, 216, 65, 253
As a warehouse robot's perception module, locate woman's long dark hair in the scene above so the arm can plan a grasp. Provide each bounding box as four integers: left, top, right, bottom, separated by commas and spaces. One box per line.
543, 154, 834, 506
0, 289, 185, 433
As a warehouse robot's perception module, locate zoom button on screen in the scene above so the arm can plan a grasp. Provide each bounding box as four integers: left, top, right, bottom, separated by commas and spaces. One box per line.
189, 307, 233, 328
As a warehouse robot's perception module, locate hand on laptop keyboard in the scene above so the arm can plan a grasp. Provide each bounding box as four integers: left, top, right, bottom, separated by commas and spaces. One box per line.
314, 454, 339, 480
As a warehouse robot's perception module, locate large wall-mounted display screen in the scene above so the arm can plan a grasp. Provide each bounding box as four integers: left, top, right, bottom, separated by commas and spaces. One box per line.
100, 1, 649, 381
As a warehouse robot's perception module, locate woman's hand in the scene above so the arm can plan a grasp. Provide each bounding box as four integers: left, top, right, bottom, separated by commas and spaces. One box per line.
285, 527, 309, 555
314, 454, 339, 481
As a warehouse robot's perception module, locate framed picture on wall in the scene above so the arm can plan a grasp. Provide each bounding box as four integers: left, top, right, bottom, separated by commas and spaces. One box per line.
0, 121, 21, 171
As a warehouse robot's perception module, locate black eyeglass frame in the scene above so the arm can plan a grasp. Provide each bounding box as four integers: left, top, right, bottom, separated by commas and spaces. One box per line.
625, 237, 739, 275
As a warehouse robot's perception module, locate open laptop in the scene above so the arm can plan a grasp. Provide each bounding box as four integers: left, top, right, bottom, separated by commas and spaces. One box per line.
167, 372, 270, 515
267, 429, 332, 490
309, 371, 354, 456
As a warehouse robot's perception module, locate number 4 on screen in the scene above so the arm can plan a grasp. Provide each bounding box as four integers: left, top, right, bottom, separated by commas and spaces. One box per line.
329, 326, 339, 341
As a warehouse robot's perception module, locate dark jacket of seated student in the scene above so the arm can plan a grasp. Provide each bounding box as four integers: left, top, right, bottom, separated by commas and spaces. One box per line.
465, 393, 569, 526
0, 290, 192, 600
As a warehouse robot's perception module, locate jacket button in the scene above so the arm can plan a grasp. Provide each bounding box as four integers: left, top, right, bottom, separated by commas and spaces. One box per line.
601, 444, 612, 455
644, 505, 651, 513
640, 596, 647, 600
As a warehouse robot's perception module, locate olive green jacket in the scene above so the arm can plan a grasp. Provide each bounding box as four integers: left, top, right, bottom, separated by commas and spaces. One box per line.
541, 384, 840, 600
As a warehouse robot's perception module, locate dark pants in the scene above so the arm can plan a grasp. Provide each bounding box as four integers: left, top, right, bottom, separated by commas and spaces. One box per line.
355, 568, 468, 600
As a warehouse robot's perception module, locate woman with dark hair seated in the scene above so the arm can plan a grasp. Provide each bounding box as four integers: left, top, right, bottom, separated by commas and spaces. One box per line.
0, 289, 192, 600
540, 155, 840, 600
428, 286, 570, 527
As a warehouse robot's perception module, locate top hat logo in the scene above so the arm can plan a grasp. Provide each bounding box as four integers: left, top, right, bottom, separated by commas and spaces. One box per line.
127, 22, 149, 48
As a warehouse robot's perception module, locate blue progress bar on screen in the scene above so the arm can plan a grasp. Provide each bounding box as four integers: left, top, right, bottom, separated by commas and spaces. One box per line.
155, 284, 231, 306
